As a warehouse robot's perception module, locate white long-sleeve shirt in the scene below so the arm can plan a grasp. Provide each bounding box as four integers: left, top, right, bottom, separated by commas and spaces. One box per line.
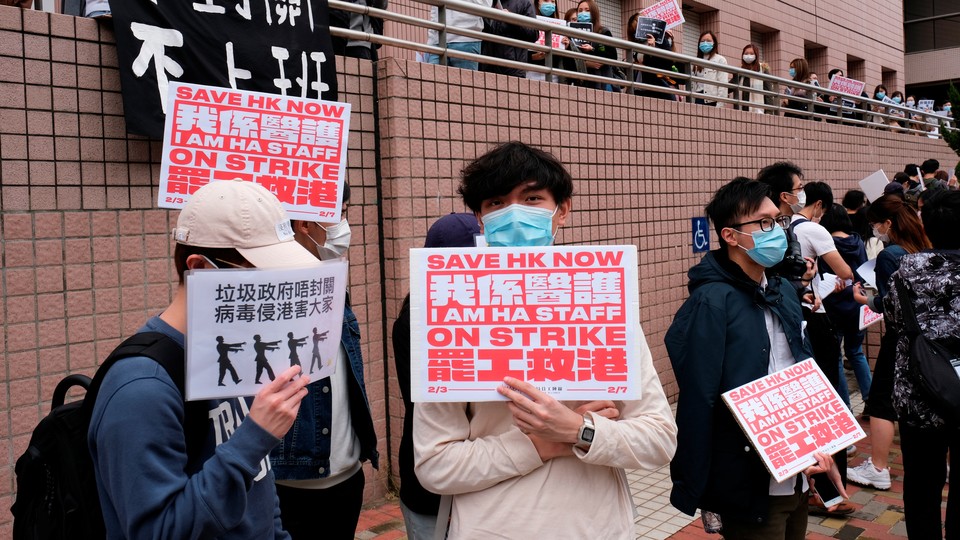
414, 330, 678, 539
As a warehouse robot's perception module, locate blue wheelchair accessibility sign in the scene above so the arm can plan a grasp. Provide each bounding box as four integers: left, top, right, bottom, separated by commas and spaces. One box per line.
692, 217, 710, 253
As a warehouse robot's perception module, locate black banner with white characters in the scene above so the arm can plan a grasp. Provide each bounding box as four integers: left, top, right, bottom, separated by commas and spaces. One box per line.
109, 0, 338, 138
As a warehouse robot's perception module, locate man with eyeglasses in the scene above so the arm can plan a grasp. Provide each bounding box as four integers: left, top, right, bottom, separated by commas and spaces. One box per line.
667, 177, 842, 540
759, 165, 855, 515
88, 180, 316, 539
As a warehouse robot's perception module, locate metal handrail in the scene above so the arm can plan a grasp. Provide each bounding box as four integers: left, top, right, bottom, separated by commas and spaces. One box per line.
329, 0, 955, 137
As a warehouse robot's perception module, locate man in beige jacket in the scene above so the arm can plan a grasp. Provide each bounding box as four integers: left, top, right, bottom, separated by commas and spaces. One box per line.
413, 142, 678, 538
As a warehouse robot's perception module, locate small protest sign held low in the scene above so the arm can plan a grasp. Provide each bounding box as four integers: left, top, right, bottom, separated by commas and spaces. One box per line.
159, 82, 352, 223
918, 99, 935, 112
639, 0, 684, 30
535, 16, 567, 49
568, 22, 593, 47
185, 262, 347, 401
827, 75, 865, 97
722, 359, 866, 482
409, 245, 643, 402
634, 17, 667, 44
859, 305, 883, 330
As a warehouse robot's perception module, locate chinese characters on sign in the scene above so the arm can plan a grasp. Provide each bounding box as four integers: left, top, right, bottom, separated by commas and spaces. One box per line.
722, 359, 866, 481
185, 262, 347, 400
111, 0, 338, 137
859, 305, 883, 330
410, 246, 643, 402
159, 83, 351, 222
639, 0, 684, 30
535, 16, 567, 49
827, 75, 866, 97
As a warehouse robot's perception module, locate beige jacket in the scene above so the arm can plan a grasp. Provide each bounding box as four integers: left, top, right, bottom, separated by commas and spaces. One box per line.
413, 334, 677, 539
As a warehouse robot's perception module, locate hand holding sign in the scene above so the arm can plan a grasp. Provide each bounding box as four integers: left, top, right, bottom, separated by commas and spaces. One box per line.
634, 17, 667, 44
247, 365, 310, 439
499, 377, 583, 443
805, 451, 849, 499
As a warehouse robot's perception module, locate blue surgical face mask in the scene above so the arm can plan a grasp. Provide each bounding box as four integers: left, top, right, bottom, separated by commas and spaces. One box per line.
876, 91, 886, 100
907, 100, 915, 107
945, 105, 952, 113
576, 10, 591, 23
892, 96, 902, 104
539, 2, 556, 16
482, 204, 558, 247
735, 226, 788, 268
699, 41, 714, 54
788, 68, 796, 78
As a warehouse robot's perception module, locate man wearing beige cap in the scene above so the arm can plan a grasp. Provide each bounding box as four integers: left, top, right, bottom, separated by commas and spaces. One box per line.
88, 180, 317, 539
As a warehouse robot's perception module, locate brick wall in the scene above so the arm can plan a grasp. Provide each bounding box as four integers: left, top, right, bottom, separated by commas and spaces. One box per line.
0, 3, 956, 534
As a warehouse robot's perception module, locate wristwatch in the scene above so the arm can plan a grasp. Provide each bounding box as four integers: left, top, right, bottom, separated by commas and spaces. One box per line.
575, 414, 596, 451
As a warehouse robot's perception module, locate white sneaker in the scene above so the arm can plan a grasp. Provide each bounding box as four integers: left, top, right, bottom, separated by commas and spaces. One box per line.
848, 458, 891, 490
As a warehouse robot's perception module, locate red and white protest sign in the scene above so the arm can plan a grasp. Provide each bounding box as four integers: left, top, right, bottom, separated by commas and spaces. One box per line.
640, 0, 684, 30
535, 16, 566, 49
159, 82, 351, 223
409, 246, 642, 402
827, 75, 866, 97
722, 359, 866, 481
859, 305, 883, 330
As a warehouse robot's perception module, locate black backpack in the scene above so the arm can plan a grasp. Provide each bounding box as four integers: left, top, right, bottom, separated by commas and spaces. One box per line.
11, 332, 196, 540
894, 276, 960, 424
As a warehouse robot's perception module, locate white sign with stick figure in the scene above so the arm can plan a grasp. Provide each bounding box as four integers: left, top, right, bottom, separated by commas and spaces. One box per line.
185, 262, 347, 400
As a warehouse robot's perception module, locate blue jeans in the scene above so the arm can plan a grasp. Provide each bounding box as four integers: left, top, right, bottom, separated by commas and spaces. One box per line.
837, 330, 872, 408
400, 500, 440, 540
424, 41, 481, 71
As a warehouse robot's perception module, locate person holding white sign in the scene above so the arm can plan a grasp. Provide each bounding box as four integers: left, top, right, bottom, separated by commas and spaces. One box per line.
666, 178, 843, 539
414, 142, 677, 538
849, 194, 931, 492
269, 184, 380, 540
88, 180, 315, 540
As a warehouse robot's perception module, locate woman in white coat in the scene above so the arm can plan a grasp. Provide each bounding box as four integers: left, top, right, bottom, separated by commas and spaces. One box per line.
692, 31, 729, 107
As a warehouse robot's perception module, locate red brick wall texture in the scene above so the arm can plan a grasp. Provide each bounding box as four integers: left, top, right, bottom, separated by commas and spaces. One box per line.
0, 5, 956, 531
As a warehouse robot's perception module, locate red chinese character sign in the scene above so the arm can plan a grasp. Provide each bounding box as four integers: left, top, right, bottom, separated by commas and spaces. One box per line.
185, 262, 347, 400
722, 359, 866, 481
410, 246, 642, 402
159, 82, 350, 223
639, 0, 684, 30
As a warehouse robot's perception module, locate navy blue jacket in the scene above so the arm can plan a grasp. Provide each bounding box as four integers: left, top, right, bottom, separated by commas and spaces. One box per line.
665, 249, 812, 523
270, 305, 379, 479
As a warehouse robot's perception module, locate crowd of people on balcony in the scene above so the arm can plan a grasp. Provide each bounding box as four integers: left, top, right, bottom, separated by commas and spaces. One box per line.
422, 0, 955, 131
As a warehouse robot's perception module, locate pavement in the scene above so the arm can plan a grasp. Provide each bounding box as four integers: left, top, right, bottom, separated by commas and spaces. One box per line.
354, 388, 948, 539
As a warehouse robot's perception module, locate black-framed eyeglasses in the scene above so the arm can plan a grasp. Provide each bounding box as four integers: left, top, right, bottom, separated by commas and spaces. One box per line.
731, 216, 791, 232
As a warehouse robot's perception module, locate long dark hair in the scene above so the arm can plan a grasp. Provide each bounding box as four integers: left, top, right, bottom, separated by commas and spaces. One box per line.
576, 0, 602, 31
741, 43, 761, 71
696, 31, 718, 59
866, 194, 931, 253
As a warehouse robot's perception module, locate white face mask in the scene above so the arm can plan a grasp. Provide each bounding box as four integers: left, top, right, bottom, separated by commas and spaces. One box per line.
307, 219, 352, 260
872, 224, 890, 244
742, 54, 756, 64
790, 190, 806, 214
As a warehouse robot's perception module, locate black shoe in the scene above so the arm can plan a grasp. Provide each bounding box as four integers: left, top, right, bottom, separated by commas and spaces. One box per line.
218, 382, 226, 387
235, 378, 243, 384
255, 380, 262, 384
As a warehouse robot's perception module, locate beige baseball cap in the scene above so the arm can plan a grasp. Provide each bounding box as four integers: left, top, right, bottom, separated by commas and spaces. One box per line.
171, 180, 320, 269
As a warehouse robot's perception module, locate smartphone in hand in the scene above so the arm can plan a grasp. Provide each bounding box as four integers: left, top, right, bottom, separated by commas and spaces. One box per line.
811, 472, 844, 508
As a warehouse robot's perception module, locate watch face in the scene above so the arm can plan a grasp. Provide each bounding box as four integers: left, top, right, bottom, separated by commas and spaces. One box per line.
581, 427, 595, 443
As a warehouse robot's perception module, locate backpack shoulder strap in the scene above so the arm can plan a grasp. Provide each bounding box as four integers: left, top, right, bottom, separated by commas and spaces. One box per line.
82, 332, 185, 416
83, 331, 208, 457
893, 275, 922, 338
